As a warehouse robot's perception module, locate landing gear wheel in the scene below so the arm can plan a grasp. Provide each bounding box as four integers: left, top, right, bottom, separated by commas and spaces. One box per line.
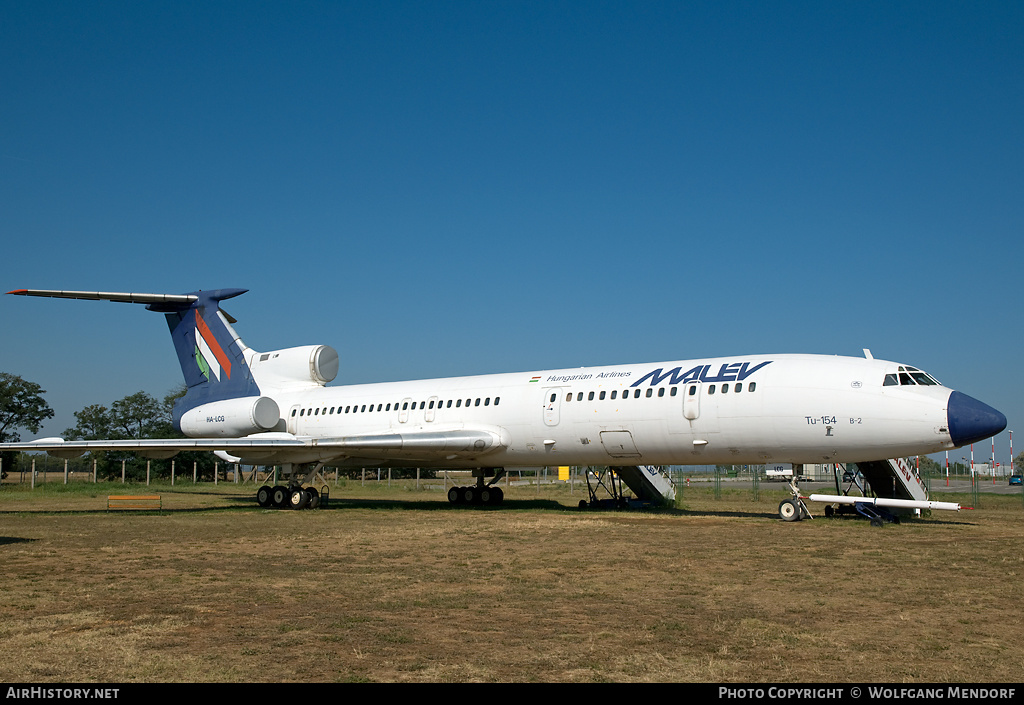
778, 498, 801, 522
289, 488, 309, 510
256, 485, 273, 508
271, 486, 289, 508
462, 486, 477, 504
306, 487, 320, 510
448, 487, 463, 504
481, 486, 505, 505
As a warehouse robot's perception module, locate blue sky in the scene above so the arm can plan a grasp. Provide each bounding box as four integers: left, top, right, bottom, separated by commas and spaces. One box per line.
2, 1, 1021, 467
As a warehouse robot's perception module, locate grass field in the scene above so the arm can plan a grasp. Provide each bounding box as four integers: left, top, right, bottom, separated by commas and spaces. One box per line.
1, 478, 1022, 683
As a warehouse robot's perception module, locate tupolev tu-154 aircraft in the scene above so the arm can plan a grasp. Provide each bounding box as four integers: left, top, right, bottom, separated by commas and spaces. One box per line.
1, 288, 1007, 514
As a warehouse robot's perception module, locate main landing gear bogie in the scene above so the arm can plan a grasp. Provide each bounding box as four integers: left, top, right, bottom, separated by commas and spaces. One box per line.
256, 484, 321, 510
448, 484, 504, 506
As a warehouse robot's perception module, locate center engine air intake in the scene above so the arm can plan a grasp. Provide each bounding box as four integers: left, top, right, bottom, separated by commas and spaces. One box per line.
179, 396, 281, 437
248, 345, 339, 387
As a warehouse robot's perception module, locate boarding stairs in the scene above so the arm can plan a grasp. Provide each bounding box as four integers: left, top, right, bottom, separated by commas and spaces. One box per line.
852, 458, 929, 503
609, 465, 677, 506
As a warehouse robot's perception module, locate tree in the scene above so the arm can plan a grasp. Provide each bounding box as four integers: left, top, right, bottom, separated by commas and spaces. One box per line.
109, 391, 165, 439
0, 372, 54, 442
917, 456, 942, 476
65, 387, 219, 482
0, 373, 54, 479
64, 404, 112, 440
64, 391, 168, 481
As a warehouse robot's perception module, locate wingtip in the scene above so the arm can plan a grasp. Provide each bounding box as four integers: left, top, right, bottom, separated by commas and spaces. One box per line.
6, 289, 28, 295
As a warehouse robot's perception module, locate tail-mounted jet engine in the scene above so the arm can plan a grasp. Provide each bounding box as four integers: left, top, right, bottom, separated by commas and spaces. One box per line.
248, 345, 339, 387
179, 396, 281, 437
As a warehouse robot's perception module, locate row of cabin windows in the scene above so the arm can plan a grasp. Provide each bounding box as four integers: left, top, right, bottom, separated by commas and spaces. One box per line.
554, 382, 757, 403
292, 396, 501, 418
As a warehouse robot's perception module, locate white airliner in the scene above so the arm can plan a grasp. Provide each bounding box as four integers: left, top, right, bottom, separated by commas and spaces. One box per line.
2, 288, 1007, 513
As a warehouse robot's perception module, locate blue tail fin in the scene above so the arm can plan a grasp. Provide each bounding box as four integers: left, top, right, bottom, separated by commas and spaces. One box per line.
146, 289, 262, 422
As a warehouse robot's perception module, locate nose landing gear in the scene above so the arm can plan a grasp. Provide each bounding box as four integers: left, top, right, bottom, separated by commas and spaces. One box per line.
778, 478, 812, 521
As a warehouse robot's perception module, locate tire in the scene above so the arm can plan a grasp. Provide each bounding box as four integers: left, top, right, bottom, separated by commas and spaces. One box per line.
463, 486, 477, 504
307, 487, 320, 510
778, 499, 800, 522
256, 485, 273, 508
448, 487, 462, 504
289, 488, 309, 510
271, 486, 289, 508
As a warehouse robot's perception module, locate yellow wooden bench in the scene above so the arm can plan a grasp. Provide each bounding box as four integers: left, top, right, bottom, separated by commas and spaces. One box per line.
107, 495, 162, 511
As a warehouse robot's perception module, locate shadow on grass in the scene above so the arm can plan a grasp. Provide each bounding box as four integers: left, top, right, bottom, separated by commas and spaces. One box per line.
0, 489, 980, 525
0, 536, 37, 545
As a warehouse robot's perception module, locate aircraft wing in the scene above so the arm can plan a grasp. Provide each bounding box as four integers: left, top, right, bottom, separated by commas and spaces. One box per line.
0, 428, 506, 465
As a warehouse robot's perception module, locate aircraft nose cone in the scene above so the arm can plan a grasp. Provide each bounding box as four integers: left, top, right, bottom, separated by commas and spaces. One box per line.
948, 391, 1007, 447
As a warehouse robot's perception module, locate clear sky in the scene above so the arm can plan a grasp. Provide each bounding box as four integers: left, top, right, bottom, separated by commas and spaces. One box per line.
2, 1, 1021, 467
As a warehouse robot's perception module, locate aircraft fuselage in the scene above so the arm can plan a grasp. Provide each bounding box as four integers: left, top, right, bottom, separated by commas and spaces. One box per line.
206, 353, 999, 468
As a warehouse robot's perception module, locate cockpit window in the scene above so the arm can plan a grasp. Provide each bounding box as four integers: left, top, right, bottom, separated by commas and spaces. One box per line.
885, 366, 940, 386
909, 371, 936, 385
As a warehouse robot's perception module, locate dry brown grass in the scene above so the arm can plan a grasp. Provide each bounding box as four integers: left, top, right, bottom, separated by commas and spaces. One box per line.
1, 480, 1022, 683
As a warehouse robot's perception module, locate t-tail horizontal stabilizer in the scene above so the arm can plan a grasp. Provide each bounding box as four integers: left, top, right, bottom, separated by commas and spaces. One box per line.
6, 289, 201, 306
